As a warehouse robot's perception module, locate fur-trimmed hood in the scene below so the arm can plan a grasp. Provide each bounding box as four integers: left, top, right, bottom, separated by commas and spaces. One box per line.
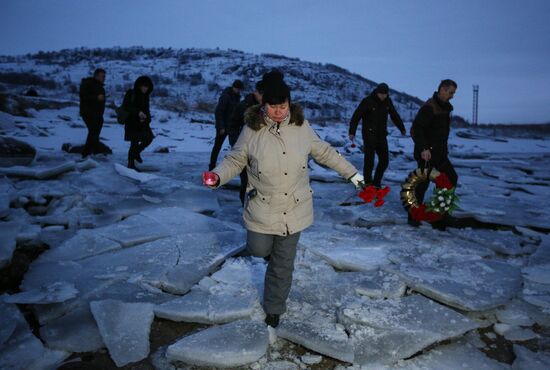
244, 103, 305, 131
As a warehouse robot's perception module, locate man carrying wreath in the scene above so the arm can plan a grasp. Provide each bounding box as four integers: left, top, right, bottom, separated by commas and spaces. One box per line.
410, 79, 458, 229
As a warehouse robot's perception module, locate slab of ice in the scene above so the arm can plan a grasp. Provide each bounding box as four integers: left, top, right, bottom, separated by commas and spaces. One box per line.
158, 186, 222, 215
210, 258, 266, 292
96, 213, 172, 247
300, 229, 393, 271
0, 302, 19, 345
528, 235, 550, 266
114, 162, 160, 183
448, 228, 527, 256
0, 302, 60, 370
522, 280, 550, 312
390, 260, 522, 311
494, 324, 538, 341
0, 221, 20, 268
90, 299, 155, 367
262, 361, 299, 370
513, 345, 550, 370
36, 229, 122, 262
155, 287, 257, 324
24, 228, 244, 326
0, 161, 75, 179
495, 300, 536, 326
276, 311, 354, 363
523, 264, 550, 284
373, 342, 510, 370
2, 281, 78, 304
339, 294, 479, 365
166, 320, 268, 368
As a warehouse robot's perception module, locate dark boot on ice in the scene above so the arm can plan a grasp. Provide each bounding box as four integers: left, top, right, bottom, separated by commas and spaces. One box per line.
134, 152, 143, 163
265, 314, 280, 328
431, 219, 447, 231
128, 158, 139, 171
407, 214, 421, 228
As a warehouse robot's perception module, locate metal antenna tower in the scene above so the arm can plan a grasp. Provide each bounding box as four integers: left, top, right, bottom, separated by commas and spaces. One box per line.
472, 85, 479, 125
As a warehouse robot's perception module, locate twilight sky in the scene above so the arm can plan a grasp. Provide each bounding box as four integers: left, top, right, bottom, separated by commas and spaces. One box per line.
1, 0, 549, 123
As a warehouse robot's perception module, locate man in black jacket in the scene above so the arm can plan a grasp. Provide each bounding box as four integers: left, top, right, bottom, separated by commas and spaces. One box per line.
410, 79, 458, 228
349, 83, 406, 188
208, 79, 243, 170
79, 69, 106, 158
227, 80, 264, 205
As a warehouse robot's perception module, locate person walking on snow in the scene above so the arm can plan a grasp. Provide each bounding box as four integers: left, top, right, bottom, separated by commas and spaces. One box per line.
79, 68, 107, 158
227, 79, 265, 206
122, 75, 155, 170
208, 79, 243, 170
349, 83, 406, 188
409, 79, 458, 229
202, 71, 364, 328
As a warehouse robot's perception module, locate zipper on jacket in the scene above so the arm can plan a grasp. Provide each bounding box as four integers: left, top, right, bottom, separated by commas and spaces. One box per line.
276, 123, 281, 135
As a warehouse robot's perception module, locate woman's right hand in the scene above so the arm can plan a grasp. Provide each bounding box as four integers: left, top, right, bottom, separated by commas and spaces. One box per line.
139, 111, 147, 122
202, 171, 220, 188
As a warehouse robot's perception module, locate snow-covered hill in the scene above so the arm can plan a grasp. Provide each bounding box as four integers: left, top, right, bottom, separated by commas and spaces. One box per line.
0, 47, 424, 123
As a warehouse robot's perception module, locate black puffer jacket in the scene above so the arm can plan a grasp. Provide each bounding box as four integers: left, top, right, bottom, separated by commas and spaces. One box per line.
349, 92, 405, 140
411, 92, 453, 165
215, 87, 240, 131
123, 76, 154, 142
228, 93, 259, 136
79, 77, 105, 119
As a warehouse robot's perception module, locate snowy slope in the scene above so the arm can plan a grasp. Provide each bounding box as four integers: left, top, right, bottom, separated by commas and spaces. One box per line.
0, 47, 423, 123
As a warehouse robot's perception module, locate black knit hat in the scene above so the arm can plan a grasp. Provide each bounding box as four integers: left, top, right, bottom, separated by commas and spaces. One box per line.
262, 70, 291, 105
232, 79, 244, 89
375, 83, 389, 94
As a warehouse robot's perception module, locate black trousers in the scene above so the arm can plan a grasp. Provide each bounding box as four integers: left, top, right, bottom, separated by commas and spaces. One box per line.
82, 116, 103, 156
229, 131, 248, 205
363, 136, 389, 187
414, 157, 458, 205
128, 131, 154, 164
209, 129, 228, 171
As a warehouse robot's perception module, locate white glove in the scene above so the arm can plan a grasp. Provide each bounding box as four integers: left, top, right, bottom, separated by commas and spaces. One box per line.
349, 173, 365, 189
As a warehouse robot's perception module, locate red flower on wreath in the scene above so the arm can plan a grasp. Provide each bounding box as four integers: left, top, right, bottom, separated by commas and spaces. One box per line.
434, 173, 454, 190
410, 204, 443, 222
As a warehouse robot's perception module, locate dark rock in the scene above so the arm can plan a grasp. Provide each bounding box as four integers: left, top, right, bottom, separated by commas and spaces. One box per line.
0, 137, 36, 167
61, 142, 112, 155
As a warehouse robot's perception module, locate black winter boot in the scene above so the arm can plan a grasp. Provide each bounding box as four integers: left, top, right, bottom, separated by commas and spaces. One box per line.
265, 314, 280, 328
134, 152, 143, 163
128, 158, 138, 171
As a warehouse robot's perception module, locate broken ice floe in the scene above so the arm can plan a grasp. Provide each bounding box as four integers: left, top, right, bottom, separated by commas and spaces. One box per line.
90, 299, 155, 367
389, 260, 522, 311
166, 320, 268, 368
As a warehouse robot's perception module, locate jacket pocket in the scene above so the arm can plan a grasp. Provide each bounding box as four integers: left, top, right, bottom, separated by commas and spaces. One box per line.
293, 187, 313, 205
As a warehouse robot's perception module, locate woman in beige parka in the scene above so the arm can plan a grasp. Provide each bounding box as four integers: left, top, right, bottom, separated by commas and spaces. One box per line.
203, 71, 364, 327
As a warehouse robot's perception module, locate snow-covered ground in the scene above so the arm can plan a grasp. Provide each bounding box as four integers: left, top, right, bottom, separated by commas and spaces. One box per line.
1, 96, 550, 369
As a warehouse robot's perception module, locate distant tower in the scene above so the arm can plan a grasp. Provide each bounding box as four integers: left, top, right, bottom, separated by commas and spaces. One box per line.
472, 85, 479, 125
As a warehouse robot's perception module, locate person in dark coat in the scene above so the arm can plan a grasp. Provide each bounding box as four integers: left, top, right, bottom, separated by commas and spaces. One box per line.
409, 79, 458, 229
208, 79, 243, 170
79, 68, 106, 157
122, 75, 154, 170
227, 80, 264, 205
349, 83, 406, 188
